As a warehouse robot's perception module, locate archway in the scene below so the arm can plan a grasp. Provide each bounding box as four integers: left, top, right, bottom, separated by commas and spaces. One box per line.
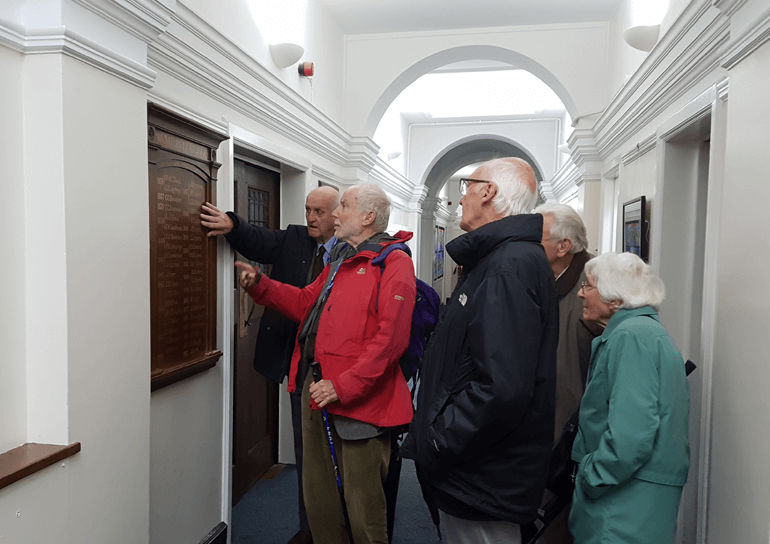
363, 45, 577, 138
417, 137, 544, 284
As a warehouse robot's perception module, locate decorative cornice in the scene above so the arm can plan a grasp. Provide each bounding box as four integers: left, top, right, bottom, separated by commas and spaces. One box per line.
147, 93, 228, 134
713, 0, 749, 18
575, 171, 602, 187
568, 128, 602, 168
369, 159, 419, 212
414, 183, 430, 208
347, 136, 380, 173
147, 4, 422, 209
148, 4, 367, 172
542, 161, 580, 202
311, 166, 348, 189
594, 0, 713, 134
591, 2, 728, 162
0, 19, 156, 89
603, 161, 620, 180
434, 203, 452, 222
621, 133, 657, 165
658, 102, 712, 142
71, 0, 174, 44
717, 77, 729, 100
721, 4, 770, 69
0, 19, 27, 53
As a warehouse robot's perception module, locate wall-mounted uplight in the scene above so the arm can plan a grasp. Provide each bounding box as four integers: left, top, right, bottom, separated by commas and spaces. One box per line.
270, 43, 304, 69
623, 24, 660, 52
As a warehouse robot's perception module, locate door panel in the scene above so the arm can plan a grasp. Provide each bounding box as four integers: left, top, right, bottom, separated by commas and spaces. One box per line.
232, 159, 280, 505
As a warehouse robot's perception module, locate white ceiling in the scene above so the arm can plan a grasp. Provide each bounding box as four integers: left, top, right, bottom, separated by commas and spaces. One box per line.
315, 0, 621, 35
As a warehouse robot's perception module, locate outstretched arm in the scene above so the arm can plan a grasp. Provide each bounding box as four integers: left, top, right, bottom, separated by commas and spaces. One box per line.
203, 202, 288, 263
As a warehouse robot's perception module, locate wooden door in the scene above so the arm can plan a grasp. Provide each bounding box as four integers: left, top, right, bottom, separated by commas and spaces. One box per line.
231, 159, 280, 505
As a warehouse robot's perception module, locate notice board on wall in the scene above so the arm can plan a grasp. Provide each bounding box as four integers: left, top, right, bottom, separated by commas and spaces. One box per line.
148, 104, 227, 391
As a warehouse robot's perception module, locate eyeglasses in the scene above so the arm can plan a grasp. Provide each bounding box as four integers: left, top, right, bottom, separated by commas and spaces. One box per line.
580, 281, 596, 292
459, 178, 490, 195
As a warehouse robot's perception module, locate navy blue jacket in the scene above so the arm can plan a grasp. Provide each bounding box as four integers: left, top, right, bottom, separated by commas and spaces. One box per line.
401, 214, 558, 524
225, 213, 317, 383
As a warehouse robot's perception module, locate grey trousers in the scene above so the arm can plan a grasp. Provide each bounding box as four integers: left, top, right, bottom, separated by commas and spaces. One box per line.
440, 510, 522, 544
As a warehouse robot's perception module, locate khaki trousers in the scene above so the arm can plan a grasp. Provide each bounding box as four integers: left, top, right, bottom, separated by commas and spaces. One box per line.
301, 373, 391, 544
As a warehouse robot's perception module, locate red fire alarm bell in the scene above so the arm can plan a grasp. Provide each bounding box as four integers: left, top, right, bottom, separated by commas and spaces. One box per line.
298, 62, 314, 77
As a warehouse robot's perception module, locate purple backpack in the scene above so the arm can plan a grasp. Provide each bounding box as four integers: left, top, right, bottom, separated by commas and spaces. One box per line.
372, 243, 441, 381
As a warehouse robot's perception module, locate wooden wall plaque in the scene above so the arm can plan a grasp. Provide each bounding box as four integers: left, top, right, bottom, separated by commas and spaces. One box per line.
148, 104, 228, 391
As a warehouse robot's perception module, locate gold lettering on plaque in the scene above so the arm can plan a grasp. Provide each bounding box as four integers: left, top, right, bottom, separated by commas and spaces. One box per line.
155, 131, 210, 162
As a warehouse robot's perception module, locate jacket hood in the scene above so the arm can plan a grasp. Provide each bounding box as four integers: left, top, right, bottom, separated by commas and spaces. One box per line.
448, 214, 543, 268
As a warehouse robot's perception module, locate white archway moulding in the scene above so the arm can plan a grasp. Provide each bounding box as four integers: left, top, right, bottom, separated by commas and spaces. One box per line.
363, 45, 578, 138
415, 136, 545, 283
421, 135, 546, 199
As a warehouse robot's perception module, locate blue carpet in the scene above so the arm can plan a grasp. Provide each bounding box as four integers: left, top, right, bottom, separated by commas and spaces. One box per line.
232, 458, 441, 543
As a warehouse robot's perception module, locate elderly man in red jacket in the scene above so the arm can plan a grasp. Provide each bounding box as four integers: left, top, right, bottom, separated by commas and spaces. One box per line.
236, 183, 415, 544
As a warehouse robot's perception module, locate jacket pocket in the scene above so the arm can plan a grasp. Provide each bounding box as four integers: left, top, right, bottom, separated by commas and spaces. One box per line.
318, 291, 372, 357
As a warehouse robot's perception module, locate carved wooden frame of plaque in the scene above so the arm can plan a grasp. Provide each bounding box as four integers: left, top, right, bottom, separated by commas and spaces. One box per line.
148, 104, 228, 391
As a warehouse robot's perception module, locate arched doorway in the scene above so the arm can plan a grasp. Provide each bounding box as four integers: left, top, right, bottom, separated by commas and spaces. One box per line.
417, 137, 544, 290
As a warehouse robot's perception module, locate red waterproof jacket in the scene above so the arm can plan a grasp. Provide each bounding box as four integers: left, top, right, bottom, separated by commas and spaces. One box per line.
248, 231, 416, 428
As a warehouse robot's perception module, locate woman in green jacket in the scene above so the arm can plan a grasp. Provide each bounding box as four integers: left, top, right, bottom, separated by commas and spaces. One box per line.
570, 252, 690, 544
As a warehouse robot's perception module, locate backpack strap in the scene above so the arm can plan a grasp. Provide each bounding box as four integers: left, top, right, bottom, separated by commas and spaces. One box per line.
371, 242, 411, 267
370, 243, 412, 313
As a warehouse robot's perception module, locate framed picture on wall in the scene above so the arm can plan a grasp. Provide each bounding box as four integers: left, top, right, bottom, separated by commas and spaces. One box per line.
622, 196, 648, 262
433, 226, 445, 281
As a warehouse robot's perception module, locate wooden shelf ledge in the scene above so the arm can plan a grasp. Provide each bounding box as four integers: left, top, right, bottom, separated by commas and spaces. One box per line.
0, 442, 81, 491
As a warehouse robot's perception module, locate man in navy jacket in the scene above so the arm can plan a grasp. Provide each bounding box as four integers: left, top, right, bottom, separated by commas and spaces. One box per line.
201, 185, 339, 544
402, 158, 558, 544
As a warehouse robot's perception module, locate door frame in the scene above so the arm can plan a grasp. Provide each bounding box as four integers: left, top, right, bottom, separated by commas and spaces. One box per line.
650, 82, 728, 544
230, 155, 282, 504
217, 129, 315, 544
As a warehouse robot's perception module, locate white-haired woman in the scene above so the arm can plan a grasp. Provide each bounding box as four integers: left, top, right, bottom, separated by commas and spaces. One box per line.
569, 252, 690, 544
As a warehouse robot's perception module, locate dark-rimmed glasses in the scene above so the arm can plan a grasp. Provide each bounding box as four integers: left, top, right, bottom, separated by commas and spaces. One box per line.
459, 178, 490, 195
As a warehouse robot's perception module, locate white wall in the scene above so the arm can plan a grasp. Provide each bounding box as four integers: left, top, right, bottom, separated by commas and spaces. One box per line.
151, 373, 224, 544
7, 2, 770, 544
0, 49, 152, 544
709, 38, 770, 544
614, 150, 658, 254
343, 23, 610, 137
407, 118, 561, 186
62, 56, 152, 543
180, 0, 345, 123
0, 46, 27, 454
305, 0, 346, 122
606, 0, 649, 98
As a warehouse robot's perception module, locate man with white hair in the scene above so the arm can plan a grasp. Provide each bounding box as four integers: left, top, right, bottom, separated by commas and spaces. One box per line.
534, 202, 603, 544
535, 202, 603, 444
235, 183, 416, 544
402, 158, 559, 544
